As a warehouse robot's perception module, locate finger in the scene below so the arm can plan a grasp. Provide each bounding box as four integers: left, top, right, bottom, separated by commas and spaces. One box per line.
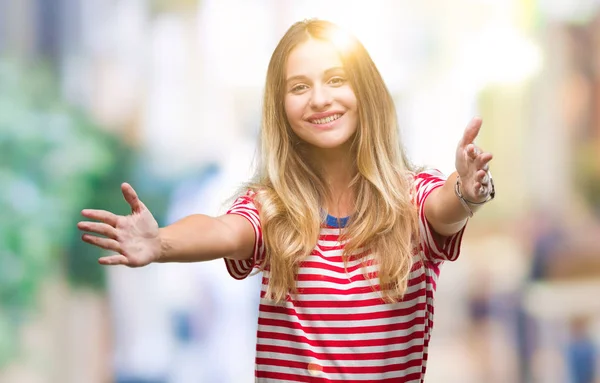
471, 181, 482, 197
466, 144, 479, 160
121, 183, 143, 213
480, 171, 490, 184
475, 152, 494, 169
78, 221, 118, 239
98, 254, 130, 266
474, 181, 490, 196
81, 209, 119, 227
82, 234, 121, 253
476, 169, 487, 183
459, 117, 483, 148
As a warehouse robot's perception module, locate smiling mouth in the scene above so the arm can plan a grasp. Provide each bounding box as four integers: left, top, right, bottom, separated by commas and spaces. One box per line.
308, 113, 343, 125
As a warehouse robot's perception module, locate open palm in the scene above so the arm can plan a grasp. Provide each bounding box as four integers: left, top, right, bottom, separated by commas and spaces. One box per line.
78, 183, 161, 267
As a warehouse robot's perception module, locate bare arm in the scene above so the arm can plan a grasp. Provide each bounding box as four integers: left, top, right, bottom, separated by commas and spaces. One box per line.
78, 183, 256, 267
158, 213, 256, 263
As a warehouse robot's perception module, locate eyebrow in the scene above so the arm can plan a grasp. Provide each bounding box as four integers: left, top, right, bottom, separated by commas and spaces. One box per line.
286, 66, 346, 84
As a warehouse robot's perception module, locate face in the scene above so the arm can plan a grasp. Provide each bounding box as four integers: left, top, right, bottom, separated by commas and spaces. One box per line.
284, 38, 358, 154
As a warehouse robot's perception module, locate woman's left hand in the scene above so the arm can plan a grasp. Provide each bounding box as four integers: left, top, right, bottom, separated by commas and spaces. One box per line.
455, 117, 494, 203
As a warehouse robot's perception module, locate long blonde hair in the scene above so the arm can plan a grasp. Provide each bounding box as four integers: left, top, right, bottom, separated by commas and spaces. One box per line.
248, 19, 419, 303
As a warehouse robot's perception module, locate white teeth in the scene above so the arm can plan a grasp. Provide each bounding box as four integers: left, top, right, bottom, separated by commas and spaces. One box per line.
311, 114, 342, 124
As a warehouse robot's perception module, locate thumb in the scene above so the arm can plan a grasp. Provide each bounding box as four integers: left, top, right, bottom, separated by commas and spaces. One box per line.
121, 183, 144, 213
459, 117, 483, 149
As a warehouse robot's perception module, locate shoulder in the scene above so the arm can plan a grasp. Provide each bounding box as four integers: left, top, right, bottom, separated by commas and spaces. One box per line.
403, 168, 447, 188
406, 169, 448, 205
411, 169, 446, 182
228, 188, 261, 213
231, 185, 276, 215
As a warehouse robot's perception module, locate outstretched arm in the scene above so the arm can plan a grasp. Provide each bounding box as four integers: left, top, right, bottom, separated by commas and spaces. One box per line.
424, 117, 495, 237
77, 183, 256, 267
158, 213, 256, 263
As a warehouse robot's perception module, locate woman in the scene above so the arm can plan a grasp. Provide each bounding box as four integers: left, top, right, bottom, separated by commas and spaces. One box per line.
79, 19, 495, 382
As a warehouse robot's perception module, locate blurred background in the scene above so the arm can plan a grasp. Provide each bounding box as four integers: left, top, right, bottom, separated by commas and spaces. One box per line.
1, 0, 600, 382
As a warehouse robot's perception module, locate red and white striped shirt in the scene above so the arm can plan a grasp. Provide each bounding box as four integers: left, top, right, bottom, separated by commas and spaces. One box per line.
224, 170, 465, 382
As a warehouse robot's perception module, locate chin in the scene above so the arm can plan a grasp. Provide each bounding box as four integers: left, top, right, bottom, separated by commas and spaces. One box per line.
294, 126, 356, 151
306, 135, 354, 151
313, 141, 350, 150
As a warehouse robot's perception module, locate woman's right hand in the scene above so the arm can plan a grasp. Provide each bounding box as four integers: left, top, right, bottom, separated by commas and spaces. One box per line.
78, 183, 162, 267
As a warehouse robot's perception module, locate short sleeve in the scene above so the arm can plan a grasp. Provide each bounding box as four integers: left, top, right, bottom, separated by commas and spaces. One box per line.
223, 191, 265, 279
413, 169, 466, 262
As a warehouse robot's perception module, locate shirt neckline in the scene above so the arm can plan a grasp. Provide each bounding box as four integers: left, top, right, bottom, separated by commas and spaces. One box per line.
325, 214, 350, 228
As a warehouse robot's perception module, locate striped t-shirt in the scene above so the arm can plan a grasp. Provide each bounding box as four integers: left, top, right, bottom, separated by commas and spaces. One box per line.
224, 170, 465, 382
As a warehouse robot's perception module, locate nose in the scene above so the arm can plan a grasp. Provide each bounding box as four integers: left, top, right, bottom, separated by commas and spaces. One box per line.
309, 85, 333, 110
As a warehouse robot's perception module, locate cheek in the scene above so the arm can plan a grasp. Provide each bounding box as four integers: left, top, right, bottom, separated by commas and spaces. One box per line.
342, 88, 358, 110
284, 97, 304, 125
283, 101, 302, 139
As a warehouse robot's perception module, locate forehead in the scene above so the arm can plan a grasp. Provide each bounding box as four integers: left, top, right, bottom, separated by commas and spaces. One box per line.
286, 38, 344, 78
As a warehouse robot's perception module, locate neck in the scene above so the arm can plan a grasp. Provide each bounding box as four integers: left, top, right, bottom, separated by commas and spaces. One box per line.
307, 143, 356, 217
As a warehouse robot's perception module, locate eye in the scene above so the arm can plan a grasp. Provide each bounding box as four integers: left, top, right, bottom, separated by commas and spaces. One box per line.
290, 84, 309, 93
328, 76, 347, 86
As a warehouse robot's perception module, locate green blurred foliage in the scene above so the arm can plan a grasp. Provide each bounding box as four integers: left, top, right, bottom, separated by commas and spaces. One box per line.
0, 58, 131, 366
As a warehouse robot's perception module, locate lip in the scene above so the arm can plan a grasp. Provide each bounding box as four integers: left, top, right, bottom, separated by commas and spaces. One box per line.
306, 111, 345, 121
305, 111, 345, 129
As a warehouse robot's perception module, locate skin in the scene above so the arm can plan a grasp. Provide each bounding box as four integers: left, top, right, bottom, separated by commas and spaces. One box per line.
284, 39, 358, 157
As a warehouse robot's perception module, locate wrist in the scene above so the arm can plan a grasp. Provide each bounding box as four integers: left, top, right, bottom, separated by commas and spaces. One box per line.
454, 174, 495, 217
156, 228, 168, 263
458, 184, 488, 204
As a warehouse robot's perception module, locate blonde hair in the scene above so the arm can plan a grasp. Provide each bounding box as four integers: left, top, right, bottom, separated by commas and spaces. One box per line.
248, 19, 419, 303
